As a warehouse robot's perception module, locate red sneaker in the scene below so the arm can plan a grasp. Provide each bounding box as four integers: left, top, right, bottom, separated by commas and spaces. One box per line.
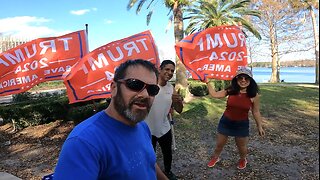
237, 158, 248, 169
207, 157, 220, 167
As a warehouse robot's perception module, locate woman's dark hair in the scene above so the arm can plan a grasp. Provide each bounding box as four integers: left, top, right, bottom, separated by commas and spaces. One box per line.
226, 75, 260, 98
160, 60, 175, 70
114, 59, 159, 82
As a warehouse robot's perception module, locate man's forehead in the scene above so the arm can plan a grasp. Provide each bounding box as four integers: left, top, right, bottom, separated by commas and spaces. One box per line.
124, 65, 157, 82
163, 64, 175, 69
125, 64, 150, 73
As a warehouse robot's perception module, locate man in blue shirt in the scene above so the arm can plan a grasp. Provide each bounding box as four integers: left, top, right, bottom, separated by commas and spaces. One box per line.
54, 59, 168, 180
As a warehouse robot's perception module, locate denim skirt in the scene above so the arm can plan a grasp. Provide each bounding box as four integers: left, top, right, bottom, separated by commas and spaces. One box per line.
217, 115, 249, 137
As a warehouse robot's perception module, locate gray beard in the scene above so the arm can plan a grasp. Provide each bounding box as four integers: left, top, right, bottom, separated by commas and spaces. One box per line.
113, 87, 150, 124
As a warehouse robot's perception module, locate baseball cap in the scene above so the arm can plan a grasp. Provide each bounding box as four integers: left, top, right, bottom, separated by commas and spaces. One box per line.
236, 67, 253, 78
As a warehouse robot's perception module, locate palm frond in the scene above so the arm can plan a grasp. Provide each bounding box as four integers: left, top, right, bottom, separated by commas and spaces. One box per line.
234, 17, 262, 40
185, 0, 261, 39
137, 0, 148, 14
146, 0, 155, 9
127, 0, 138, 10
146, 10, 154, 26
228, 0, 251, 10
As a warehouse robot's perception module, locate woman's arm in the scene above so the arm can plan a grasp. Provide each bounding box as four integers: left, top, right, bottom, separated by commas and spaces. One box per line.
251, 94, 265, 136
206, 82, 227, 98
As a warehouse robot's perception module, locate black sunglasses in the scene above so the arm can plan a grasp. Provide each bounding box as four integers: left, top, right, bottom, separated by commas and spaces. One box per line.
117, 78, 160, 96
236, 75, 250, 81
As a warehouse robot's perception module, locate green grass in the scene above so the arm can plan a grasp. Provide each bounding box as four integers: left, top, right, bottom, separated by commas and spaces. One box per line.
30, 80, 65, 91
29, 81, 318, 124
259, 85, 319, 118
174, 84, 319, 132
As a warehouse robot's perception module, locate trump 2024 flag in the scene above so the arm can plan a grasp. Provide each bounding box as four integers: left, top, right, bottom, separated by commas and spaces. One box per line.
175, 25, 248, 81
0, 30, 88, 96
63, 30, 160, 104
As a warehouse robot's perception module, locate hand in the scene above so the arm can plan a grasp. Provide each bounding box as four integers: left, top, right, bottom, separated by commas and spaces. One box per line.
197, 70, 207, 83
258, 126, 265, 137
172, 94, 182, 103
200, 77, 209, 84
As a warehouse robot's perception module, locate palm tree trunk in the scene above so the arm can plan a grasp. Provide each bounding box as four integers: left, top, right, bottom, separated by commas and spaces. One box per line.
309, 6, 319, 84
173, 1, 188, 91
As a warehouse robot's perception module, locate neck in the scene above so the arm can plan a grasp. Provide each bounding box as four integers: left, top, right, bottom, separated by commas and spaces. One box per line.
240, 88, 247, 93
104, 104, 135, 127
158, 78, 167, 86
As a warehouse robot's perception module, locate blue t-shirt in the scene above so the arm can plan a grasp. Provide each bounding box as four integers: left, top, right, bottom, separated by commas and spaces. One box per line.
54, 111, 157, 180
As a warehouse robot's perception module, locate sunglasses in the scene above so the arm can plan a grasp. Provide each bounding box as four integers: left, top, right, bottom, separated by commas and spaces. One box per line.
117, 78, 160, 96
236, 75, 250, 81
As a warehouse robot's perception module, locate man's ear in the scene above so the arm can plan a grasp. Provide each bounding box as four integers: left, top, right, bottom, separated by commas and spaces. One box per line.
111, 81, 117, 97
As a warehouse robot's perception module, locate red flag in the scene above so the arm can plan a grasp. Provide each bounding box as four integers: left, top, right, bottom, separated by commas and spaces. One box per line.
63, 30, 160, 104
175, 25, 248, 81
0, 30, 88, 96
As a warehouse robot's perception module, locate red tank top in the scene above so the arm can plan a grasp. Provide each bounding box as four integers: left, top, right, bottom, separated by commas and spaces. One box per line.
223, 93, 253, 121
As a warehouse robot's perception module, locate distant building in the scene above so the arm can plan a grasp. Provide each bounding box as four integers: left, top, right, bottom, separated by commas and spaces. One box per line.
0, 36, 29, 53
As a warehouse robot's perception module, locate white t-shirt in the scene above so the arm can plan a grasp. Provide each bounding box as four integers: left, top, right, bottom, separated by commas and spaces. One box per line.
145, 82, 173, 138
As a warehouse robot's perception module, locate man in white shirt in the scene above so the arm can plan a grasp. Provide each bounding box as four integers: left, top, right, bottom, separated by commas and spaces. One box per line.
145, 60, 183, 180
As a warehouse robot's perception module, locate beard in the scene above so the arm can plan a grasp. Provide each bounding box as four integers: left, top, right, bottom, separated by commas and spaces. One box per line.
113, 87, 151, 124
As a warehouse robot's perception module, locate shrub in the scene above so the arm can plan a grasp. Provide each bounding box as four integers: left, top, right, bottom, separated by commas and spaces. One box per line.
67, 99, 109, 124
188, 80, 208, 96
0, 93, 110, 129
189, 84, 208, 96
12, 92, 34, 102
213, 80, 231, 91
188, 79, 231, 96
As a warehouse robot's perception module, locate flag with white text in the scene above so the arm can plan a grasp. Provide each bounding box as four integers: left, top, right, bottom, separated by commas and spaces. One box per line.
63, 30, 160, 104
175, 25, 248, 81
0, 30, 88, 96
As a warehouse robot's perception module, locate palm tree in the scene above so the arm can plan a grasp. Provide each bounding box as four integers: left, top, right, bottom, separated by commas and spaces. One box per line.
184, 0, 261, 86
184, 0, 262, 40
127, 0, 192, 93
289, 0, 319, 84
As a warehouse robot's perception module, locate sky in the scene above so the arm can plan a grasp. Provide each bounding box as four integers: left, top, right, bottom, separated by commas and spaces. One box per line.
0, 0, 176, 60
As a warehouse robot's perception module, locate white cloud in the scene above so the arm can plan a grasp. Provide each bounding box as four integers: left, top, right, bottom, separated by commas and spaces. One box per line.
104, 19, 114, 24
70, 8, 97, 16
70, 9, 90, 15
0, 16, 70, 40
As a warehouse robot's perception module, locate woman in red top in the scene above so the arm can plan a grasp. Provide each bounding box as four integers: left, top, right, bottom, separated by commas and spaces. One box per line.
206, 67, 265, 170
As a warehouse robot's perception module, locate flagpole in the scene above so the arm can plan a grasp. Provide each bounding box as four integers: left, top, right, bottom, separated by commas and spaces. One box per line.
168, 110, 177, 151
85, 24, 88, 34
84, 23, 89, 52
85, 23, 96, 112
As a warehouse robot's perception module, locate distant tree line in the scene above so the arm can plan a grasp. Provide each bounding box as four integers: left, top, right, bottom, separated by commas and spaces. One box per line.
251, 60, 315, 67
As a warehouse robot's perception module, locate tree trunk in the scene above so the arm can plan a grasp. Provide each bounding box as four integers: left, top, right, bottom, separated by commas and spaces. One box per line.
173, 2, 189, 93
310, 6, 319, 84
269, 23, 280, 83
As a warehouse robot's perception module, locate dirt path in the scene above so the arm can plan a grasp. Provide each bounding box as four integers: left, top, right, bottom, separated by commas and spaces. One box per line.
0, 121, 74, 179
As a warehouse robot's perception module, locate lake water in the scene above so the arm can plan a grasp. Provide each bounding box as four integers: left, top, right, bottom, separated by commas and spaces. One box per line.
252, 67, 316, 83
